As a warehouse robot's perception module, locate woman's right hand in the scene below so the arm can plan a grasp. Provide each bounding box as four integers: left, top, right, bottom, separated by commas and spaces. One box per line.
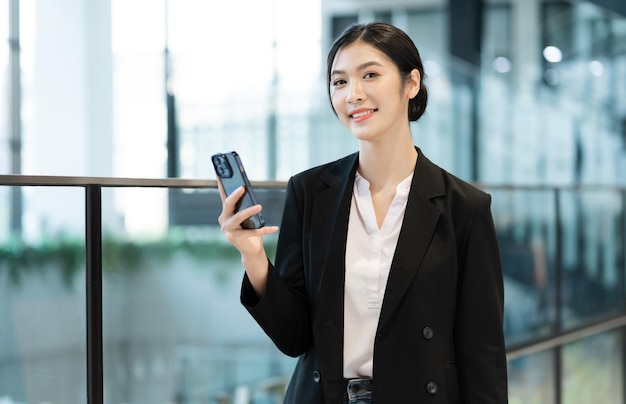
217, 183, 279, 296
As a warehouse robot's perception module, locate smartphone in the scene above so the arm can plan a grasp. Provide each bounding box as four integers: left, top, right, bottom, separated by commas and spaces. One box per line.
211, 151, 265, 229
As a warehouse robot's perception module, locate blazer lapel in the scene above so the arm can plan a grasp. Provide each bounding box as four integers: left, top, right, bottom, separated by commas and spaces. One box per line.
310, 153, 358, 382
377, 151, 446, 330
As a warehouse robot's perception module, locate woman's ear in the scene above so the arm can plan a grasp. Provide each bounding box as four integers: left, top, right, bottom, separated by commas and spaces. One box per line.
408, 68, 421, 99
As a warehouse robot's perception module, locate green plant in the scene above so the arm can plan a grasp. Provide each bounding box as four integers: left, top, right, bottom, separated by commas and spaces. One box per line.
0, 233, 277, 288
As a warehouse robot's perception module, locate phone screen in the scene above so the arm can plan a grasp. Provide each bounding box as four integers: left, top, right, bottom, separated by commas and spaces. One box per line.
211, 151, 265, 229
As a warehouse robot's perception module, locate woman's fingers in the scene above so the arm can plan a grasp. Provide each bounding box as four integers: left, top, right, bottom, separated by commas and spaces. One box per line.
217, 186, 278, 254
231, 203, 262, 226
219, 197, 277, 232
222, 185, 245, 206
224, 225, 279, 242
221, 219, 279, 256
217, 186, 245, 226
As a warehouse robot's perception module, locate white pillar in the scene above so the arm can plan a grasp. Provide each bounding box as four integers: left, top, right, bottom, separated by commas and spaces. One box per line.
24, 0, 114, 239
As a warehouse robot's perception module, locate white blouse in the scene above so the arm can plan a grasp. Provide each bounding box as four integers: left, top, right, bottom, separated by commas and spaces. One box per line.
343, 171, 413, 378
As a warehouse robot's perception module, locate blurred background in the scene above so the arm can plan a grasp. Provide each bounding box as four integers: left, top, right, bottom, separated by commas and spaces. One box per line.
1, 0, 626, 403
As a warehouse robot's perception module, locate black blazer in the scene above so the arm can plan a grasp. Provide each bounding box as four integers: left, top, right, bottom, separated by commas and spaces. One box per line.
242, 149, 508, 403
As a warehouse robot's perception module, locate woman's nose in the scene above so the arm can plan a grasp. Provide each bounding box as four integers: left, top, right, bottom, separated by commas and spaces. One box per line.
346, 81, 364, 104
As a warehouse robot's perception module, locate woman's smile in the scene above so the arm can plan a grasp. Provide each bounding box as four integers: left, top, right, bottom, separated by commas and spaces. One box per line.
349, 108, 378, 121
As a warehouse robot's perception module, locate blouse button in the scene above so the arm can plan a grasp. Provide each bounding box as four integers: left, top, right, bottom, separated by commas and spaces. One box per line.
426, 381, 438, 394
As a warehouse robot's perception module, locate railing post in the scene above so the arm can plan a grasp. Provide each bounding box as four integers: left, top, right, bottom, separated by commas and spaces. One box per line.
86, 184, 103, 404
554, 188, 563, 404
622, 189, 626, 404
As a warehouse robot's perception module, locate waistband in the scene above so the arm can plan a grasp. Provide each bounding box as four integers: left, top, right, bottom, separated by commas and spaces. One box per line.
344, 377, 373, 396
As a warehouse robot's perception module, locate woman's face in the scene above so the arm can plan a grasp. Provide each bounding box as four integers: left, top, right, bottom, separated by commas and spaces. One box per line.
329, 41, 420, 143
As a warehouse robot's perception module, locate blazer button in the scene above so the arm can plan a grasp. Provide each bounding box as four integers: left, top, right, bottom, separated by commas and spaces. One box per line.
422, 326, 434, 340
426, 381, 438, 395
312, 370, 321, 383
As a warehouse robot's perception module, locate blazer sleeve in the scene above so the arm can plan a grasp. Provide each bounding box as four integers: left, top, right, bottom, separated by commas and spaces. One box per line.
240, 177, 313, 357
455, 193, 509, 403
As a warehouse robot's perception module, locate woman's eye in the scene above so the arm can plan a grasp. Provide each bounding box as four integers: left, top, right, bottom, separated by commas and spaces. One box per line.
364, 72, 378, 79
332, 79, 346, 86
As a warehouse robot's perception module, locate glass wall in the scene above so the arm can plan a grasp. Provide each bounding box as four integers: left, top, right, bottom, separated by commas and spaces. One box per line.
508, 330, 626, 404
101, 187, 293, 403
109, 0, 323, 182
490, 188, 559, 345
491, 186, 626, 339
1, 1, 625, 181
508, 350, 556, 404
1, 180, 625, 402
0, 183, 295, 403
562, 330, 624, 403
0, 186, 87, 403
487, 184, 626, 403
560, 189, 625, 328
2, 0, 625, 238
111, 0, 166, 179
480, 1, 626, 186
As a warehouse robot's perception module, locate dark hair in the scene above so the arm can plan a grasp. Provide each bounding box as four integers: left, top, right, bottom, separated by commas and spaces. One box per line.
326, 22, 428, 122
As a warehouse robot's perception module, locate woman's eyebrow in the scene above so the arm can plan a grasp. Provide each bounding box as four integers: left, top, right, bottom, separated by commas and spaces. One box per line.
330, 61, 384, 77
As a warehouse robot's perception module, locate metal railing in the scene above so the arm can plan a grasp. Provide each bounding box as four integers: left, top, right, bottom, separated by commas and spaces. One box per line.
1, 174, 625, 403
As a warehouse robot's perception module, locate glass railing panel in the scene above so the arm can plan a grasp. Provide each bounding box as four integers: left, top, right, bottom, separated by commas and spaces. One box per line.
560, 189, 625, 329
489, 188, 559, 346
562, 329, 624, 402
0, 185, 9, 242
507, 350, 556, 404
0, 185, 86, 403
101, 186, 295, 403
1, 178, 624, 403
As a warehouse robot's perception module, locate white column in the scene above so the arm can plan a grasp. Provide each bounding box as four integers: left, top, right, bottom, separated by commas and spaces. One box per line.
85, 0, 113, 178
24, 0, 114, 239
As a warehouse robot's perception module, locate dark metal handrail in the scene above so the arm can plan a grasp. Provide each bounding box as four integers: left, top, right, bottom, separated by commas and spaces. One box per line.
0, 174, 286, 189
2, 174, 625, 191
506, 313, 626, 360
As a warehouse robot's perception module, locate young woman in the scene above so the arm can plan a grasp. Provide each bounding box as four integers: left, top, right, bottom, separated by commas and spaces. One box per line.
218, 22, 508, 403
